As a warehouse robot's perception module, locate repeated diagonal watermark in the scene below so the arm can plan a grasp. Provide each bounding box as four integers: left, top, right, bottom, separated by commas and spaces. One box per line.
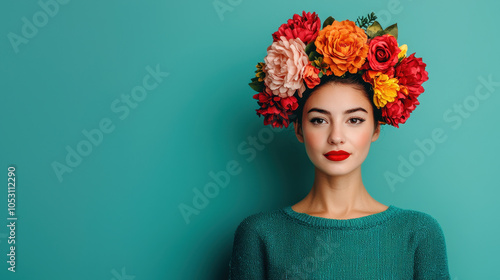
385, 75, 499, 192
110, 267, 135, 280
213, 0, 243, 22
282, 235, 340, 279
7, 0, 70, 54
178, 125, 290, 225
374, 0, 413, 28
51, 64, 169, 183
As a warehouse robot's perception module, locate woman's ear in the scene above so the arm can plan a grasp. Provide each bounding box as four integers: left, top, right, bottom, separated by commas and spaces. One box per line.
293, 120, 304, 143
371, 122, 381, 142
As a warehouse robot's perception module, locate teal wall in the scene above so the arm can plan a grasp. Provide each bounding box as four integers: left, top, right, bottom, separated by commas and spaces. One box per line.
1, 0, 498, 279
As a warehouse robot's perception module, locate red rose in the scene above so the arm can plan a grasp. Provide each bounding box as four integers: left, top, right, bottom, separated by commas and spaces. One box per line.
303, 64, 321, 89
272, 11, 321, 44
367, 34, 400, 74
395, 53, 429, 96
253, 88, 299, 128
381, 87, 420, 127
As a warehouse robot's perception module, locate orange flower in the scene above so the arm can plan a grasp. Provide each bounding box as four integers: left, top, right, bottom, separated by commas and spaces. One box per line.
314, 20, 369, 76
303, 64, 321, 88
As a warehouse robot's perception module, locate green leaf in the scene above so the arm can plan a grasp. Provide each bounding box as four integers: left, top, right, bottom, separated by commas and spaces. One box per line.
366, 21, 383, 38
249, 78, 264, 92
373, 30, 386, 38
356, 12, 377, 29
322, 16, 335, 28
305, 42, 316, 55
308, 50, 320, 61
384, 23, 398, 40
368, 12, 377, 20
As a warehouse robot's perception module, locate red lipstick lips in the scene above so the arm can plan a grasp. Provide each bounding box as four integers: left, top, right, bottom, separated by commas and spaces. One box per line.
324, 150, 350, 161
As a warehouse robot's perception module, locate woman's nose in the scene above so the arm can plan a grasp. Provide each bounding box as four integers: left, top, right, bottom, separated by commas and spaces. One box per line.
328, 122, 345, 145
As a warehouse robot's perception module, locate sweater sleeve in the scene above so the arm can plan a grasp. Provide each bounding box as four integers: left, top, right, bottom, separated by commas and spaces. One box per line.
413, 214, 451, 280
228, 217, 266, 280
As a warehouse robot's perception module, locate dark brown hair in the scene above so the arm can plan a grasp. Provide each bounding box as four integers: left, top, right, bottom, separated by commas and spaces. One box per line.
290, 73, 383, 129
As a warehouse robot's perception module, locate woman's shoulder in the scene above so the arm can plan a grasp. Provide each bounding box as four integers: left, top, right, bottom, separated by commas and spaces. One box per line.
392, 205, 446, 232
233, 207, 286, 233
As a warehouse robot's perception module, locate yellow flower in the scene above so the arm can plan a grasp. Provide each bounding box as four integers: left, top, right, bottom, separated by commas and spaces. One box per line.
372, 74, 400, 108
398, 44, 407, 60
255, 62, 266, 82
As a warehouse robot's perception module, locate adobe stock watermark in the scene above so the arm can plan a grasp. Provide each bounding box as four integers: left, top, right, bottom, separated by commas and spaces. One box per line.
282, 235, 339, 279
7, 0, 70, 54
51, 64, 170, 183
385, 75, 499, 192
213, 0, 243, 21
375, 0, 412, 28
178, 125, 289, 225
110, 267, 135, 280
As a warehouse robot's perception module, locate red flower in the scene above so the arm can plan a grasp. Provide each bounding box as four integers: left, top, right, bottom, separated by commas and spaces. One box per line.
253, 88, 299, 128
272, 11, 321, 44
366, 34, 400, 74
395, 53, 429, 96
303, 64, 321, 89
381, 87, 420, 127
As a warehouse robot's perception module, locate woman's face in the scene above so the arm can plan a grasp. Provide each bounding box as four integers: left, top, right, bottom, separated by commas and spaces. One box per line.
293, 83, 380, 178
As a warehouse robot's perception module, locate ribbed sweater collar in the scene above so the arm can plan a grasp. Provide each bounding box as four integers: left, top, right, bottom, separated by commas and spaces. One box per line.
281, 205, 399, 230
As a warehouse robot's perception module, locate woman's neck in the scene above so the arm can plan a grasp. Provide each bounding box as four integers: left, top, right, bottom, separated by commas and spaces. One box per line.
292, 166, 387, 219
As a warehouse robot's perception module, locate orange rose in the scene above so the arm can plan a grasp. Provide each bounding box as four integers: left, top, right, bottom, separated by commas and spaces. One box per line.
303, 64, 321, 88
314, 20, 369, 76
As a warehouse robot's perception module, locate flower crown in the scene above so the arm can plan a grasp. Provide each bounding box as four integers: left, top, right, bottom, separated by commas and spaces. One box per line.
250, 11, 429, 128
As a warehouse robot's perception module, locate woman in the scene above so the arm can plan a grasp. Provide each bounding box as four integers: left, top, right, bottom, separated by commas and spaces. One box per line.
229, 11, 451, 279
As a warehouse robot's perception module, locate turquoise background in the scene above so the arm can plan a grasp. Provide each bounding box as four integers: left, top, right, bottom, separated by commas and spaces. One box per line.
1, 0, 498, 279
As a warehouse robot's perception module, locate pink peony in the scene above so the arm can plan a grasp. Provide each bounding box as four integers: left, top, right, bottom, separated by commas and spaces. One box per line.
253, 88, 299, 128
272, 11, 321, 44
264, 37, 308, 98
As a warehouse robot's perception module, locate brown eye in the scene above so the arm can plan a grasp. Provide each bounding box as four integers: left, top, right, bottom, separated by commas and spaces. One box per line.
349, 118, 365, 124
310, 118, 326, 125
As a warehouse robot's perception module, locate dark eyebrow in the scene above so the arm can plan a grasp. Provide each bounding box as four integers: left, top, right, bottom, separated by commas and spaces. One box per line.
307, 107, 368, 115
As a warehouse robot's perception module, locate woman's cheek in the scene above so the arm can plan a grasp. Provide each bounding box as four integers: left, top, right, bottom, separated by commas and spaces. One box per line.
304, 129, 323, 148
353, 129, 374, 149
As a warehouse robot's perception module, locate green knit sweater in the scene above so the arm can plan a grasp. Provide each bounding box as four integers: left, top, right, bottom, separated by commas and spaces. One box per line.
228, 205, 450, 279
